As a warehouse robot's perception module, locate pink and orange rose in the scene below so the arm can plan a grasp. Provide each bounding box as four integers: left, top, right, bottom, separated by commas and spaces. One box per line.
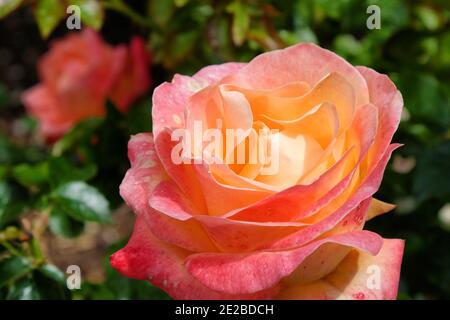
111, 43, 404, 300
22, 29, 151, 141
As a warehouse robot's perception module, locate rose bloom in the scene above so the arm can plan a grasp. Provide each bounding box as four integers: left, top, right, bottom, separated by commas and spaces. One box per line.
22, 29, 151, 141
111, 43, 404, 300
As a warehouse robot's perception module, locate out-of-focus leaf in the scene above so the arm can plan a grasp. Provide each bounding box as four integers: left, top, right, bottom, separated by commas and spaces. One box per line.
49, 206, 85, 238
333, 34, 363, 59
415, 5, 440, 31
0, 84, 8, 108
174, 0, 189, 7
0, 182, 26, 228
52, 118, 102, 157
395, 73, 450, 129
7, 277, 40, 300
48, 157, 97, 188
413, 141, 450, 202
70, 0, 104, 30
315, 0, 353, 20
0, 134, 22, 164
367, 0, 409, 33
37, 264, 65, 284
126, 101, 152, 135
438, 32, 450, 67
148, 0, 174, 28
279, 28, 317, 46
0, 0, 23, 19
12, 162, 49, 187
0, 256, 32, 288
227, 0, 250, 46
34, 0, 65, 38
34, 267, 70, 299
170, 30, 198, 61
51, 181, 111, 223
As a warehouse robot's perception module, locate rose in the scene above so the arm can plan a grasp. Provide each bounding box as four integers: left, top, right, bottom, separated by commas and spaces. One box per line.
111, 43, 404, 300
22, 29, 151, 141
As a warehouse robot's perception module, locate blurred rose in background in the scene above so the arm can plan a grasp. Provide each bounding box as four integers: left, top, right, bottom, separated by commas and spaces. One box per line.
21, 29, 151, 141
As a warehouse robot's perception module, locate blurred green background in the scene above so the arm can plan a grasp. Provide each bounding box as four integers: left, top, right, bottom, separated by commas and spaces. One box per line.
0, 0, 449, 300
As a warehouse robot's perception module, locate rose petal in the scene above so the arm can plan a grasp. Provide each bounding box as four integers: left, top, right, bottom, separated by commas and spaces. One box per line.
152, 63, 246, 137
270, 143, 400, 250
185, 230, 382, 294
366, 198, 396, 221
149, 181, 307, 253
228, 43, 369, 106
110, 214, 279, 299
276, 238, 404, 300
227, 103, 378, 222
356, 66, 403, 173
120, 133, 168, 215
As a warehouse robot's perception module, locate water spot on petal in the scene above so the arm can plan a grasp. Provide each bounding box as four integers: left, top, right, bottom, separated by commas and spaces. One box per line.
352, 292, 365, 300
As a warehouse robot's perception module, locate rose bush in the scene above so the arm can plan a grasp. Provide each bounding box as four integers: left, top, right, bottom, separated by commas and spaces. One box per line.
22, 29, 151, 141
110, 43, 404, 300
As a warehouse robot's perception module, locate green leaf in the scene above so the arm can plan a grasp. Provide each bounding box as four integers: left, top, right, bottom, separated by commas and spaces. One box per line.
7, 277, 40, 300
126, 101, 152, 135
49, 206, 85, 238
415, 5, 440, 31
0, 134, 22, 164
52, 118, 102, 157
37, 264, 65, 284
48, 157, 97, 188
413, 141, 450, 202
174, 0, 189, 7
0, 83, 8, 108
12, 162, 49, 187
227, 0, 250, 46
51, 181, 111, 223
33, 267, 70, 299
0, 0, 23, 19
70, 0, 104, 30
0, 256, 32, 288
395, 73, 450, 129
0, 182, 26, 228
148, 0, 174, 28
34, 0, 65, 38
170, 30, 198, 62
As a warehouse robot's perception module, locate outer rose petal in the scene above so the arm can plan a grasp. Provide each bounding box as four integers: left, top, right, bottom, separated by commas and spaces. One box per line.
356, 66, 403, 171
152, 63, 245, 137
110, 215, 280, 300
276, 239, 404, 300
119, 133, 168, 215
227, 43, 369, 106
195, 62, 246, 84
149, 180, 306, 253
121, 133, 218, 253
185, 230, 382, 295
